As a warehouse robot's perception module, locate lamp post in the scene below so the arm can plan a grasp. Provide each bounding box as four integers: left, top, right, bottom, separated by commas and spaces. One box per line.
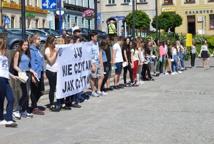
94, 0, 97, 30
0, 0, 2, 26
59, 0, 62, 35
88, 0, 90, 31
132, 0, 135, 38
155, 0, 160, 41
21, 0, 26, 39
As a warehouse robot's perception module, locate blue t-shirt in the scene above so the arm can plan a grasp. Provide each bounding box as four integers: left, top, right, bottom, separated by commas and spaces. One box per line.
102, 50, 107, 63
19, 53, 30, 72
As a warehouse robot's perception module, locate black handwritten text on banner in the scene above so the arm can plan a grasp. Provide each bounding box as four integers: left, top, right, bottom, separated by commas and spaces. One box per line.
56, 42, 92, 99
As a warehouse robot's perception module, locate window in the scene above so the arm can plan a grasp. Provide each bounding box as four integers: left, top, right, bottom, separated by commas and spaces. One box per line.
11, 16, 15, 28
210, 14, 214, 30
26, 0, 30, 5
185, 0, 195, 4
35, 0, 38, 7
19, 17, 22, 28
108, 0, 115, 4
138, 0, 147, 3
124, 0, 130, 3
163, 0, 173, 5
35, 19, 39, 28
43, 19, 46, 28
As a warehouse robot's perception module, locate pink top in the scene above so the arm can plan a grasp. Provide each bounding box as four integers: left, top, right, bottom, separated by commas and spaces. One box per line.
159, 45, 166, 57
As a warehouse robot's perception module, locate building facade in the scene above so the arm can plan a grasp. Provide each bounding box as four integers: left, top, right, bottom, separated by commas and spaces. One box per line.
158, 0, 214, 35
97, 0, 156, 36
62, 0, 95, 30
1, 0, 48, 28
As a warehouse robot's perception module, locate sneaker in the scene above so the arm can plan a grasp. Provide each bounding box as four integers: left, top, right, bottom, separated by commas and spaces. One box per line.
5, 121, 18, 128
0, 120, 7, 126
21, 111, 33, 118
71, 103, 82, 108
97, 91, 108, 96
91, 91, 99, 97
32, 108, 45, 115
13, 111, 21, 120
164, 72, 169, 75
61, 104, 71, 110
49, 105, 61, 112
178, 71, 182, 74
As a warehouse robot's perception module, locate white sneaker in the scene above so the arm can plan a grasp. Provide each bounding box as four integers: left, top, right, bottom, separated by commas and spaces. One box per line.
5, 121, 18, 128
0, 120, 7, 125
165, 72, 169, 75
91, 91, 99, 97
178, 71, 182, 74
97, 91, 108, 96
13, 111, 21, 120
21, 111, 33, 118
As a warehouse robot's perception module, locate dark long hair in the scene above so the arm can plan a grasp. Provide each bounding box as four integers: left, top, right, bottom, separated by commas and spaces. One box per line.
15, 40, 31, 59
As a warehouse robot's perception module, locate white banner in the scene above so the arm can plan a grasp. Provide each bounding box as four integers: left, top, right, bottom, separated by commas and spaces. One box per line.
56, 42, 92, 99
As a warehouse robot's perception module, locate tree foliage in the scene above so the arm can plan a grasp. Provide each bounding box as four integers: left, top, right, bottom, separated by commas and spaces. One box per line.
125, 10, 151, 30
152, 12, 182, 32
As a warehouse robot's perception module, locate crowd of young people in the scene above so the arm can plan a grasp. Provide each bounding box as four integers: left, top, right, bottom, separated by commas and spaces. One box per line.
0, 28, 211, 128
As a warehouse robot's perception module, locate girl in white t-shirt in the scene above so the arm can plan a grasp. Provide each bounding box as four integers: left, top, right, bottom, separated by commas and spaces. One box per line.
0, 38, 18, 127
44, 35, 60, 112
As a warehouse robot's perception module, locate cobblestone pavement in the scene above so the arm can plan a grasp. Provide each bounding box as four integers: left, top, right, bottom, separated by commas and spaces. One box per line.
0, 58, 214, 144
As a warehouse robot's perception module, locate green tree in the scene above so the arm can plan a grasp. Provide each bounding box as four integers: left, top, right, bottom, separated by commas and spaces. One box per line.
125, 10, 151, 30
152, 12, 182, 32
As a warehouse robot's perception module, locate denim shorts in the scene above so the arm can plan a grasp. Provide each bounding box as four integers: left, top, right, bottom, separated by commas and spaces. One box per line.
115, 62, 123, 75
91, 65, 104, 79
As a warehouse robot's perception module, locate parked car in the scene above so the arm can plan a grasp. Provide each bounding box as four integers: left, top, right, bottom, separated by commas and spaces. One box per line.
91, 29, 107, 39
37, 28, 60, 37
27, 29, 47, 41
0, 27, 29, 49
66, 28, 92, 41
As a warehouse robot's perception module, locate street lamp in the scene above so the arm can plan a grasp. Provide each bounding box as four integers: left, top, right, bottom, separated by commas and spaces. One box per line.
21, 0, 26, 39
94, 0, 97, 30
0, 0, 3, 26
155, 0, 160, 41
132, 0, 135, 38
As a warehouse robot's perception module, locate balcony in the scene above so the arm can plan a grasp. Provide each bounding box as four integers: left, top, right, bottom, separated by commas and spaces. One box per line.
63, 2, 94, 12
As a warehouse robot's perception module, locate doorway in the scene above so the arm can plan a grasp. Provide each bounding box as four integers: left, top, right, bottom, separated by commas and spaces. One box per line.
187, 15, 196, 35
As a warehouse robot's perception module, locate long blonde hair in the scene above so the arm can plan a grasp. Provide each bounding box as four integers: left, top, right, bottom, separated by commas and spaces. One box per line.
45, 35, 56, 57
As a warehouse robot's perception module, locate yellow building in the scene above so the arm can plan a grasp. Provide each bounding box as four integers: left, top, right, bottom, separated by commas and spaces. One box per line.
1, 0, 48, 28
158, 0, 214, 35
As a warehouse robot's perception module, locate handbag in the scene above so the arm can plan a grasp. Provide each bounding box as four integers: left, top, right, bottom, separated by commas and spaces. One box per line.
18, 72, 29, 83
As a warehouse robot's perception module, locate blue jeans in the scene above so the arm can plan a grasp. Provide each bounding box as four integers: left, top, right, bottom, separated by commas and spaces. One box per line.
0, 77, 14, 121
178, 52, 185, 69
172, 55, 178, 72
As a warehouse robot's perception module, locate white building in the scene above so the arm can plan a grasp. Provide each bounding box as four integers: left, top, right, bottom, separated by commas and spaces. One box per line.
97, 0, 156, 36
62, 0, 95, 30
